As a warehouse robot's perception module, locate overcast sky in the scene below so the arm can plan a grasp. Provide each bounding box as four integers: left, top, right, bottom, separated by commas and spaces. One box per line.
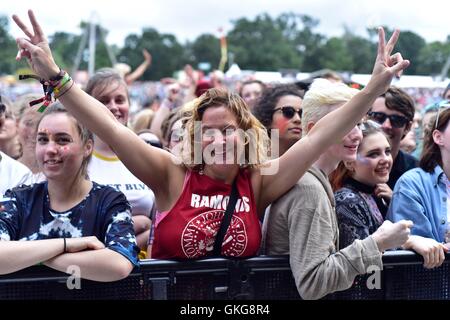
3, 0, 449, 46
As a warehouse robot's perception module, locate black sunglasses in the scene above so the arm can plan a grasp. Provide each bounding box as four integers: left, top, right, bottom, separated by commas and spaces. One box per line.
273, 106, 302, 119
367, 111, 409, 128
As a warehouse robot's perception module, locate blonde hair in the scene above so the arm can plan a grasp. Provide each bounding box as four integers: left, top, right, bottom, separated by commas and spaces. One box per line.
180, 88, 270, 170
13, 93, 43, 119
301, 79, 359, 136
132, 109, 155, 133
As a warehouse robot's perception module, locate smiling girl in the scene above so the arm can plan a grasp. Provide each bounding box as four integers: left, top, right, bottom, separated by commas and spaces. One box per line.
332, 121, 393, 249
0, 103, 139, 281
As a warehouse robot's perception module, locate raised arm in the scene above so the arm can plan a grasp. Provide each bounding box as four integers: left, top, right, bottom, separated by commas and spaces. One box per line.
125, 49, 152, 85
260, 27, 410, 208
12, 10, 184, 207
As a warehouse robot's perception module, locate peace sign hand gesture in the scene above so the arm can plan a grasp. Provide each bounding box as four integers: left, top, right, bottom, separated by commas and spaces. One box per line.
12, 10, 60, 80
366, 27, 410, 97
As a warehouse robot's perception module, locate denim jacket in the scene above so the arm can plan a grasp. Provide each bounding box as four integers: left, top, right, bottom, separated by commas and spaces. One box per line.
387, 165, 448, 242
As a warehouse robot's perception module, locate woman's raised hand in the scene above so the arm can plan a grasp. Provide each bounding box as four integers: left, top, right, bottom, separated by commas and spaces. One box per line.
12, 9, 60, 79
367, 27, 410, 97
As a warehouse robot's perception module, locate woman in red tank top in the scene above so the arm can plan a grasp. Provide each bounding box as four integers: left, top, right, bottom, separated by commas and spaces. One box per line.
13, 11, 409, 259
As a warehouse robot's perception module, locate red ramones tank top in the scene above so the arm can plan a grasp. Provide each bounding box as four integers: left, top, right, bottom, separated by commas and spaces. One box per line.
152, 169, 261, 259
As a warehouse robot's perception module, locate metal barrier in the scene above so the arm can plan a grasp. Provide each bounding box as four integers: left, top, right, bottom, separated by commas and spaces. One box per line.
0, 251, 449, 300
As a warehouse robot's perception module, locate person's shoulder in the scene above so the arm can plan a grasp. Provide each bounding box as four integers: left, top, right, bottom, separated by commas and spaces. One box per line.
334, 186, 358, 201
89, 182, 129, 204
286, 169, 329, 199
299, 168, 321, 183
396, 167, 430, 189
0, 151, 31, 173
398, 150, 419, 168
91, 182, 123, 196
3, 182, 45, 201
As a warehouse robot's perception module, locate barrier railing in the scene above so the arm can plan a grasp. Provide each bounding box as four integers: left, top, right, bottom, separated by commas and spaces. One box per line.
0, 250, 448, 299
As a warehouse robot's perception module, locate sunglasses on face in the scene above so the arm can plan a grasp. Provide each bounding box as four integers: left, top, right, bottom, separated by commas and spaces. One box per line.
367, 111, 409, 128
273, 106, 302, 119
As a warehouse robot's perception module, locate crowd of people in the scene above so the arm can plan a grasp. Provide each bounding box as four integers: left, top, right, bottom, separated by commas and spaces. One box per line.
1, 10, 450, 299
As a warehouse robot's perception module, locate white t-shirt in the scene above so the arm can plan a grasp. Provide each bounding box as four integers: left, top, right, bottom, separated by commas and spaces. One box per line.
0, 151, 33, 195
88, 151, 155, 217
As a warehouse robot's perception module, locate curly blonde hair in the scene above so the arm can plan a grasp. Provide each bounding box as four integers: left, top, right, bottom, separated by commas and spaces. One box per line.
180, 89, 270, 170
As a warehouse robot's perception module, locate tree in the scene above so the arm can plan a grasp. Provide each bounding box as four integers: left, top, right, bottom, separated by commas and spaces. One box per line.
394, 31, 426, 75
416, 41, 450, 76
0, 15, 22, 75
49, 22, 118, 73
187, 34, 220, 71
367, 27, 425, 75
49, 32, 81, 71
118, 28, 185, 80
228, 13, 302, 71
344, 35, 375, 74
316, 37, 353, 71
276, 12, 325, 72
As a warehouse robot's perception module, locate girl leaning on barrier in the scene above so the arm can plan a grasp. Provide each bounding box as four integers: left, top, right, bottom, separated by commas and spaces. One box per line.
331, 121, 393, 249
12, 10, 410, 260
388, 104, 450, 269
0, 103, 139, 281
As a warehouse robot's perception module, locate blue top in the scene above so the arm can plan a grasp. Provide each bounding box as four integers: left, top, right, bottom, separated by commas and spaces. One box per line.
0, 182, 139, 267
387, 165, 448, 242
387, 149, 418, 190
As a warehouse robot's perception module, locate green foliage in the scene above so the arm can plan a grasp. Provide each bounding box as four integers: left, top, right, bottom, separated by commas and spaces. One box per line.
416, 41, 450, 76
0, 16, 19, 75
228, 13, 302, 71
1, 12, 450, 79
118, 28, 185, 80
186, 34, 221, 71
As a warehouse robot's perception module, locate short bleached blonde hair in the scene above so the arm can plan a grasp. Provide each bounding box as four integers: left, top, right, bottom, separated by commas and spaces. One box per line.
301, 79, 360, 136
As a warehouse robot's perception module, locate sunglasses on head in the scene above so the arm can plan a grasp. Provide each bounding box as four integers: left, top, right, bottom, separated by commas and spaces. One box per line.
434, 100, 450, 129
367, 111, 409, 128
273, 106, 302, 119
358, 119, 382, 132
